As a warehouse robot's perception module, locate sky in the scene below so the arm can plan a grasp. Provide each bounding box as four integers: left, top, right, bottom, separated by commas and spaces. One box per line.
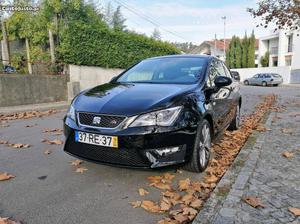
100, 0, 275, 44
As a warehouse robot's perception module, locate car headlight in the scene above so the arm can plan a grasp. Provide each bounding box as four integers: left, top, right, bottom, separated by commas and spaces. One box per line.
129, 106, 182, 127
67, 105, 76, 121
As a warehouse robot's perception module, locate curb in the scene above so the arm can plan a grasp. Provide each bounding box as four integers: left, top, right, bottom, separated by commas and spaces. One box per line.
0, 101, 69, 114
193, 112, 274, 224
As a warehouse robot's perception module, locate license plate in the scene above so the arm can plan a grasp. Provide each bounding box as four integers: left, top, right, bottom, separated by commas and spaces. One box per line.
75, 131, 118, 148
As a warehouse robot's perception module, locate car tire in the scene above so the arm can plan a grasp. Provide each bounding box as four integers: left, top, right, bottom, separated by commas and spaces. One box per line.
244, 80, 249, 85
262, 81, 267, 87
273, 84, 279, 87
228, 104, 240, 131
184, 119, 211, 173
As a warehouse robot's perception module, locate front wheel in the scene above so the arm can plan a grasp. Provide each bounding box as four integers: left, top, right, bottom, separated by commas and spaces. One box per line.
244, 80, 249, 85
262, 81, 267, 87
184, 120, 211, 173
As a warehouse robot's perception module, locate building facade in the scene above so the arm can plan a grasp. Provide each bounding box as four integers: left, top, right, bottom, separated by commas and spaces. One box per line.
258, 30, 300, 70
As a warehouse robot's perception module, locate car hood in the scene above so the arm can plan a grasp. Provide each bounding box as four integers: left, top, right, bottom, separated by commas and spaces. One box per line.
74, 83, 196, 116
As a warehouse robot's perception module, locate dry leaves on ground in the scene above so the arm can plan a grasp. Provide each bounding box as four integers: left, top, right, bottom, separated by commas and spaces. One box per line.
288, 207, 300, 216
0, 110, 60, 121
0, 217, 21, 224
42, 128, 63, 135
282, 151, 294, 158
75, 167, 88, 173
139, 188, 149, 196
132, 95, 276, 224
243, 196, 265, 208
70, 159, 83, 166
0, 172, 15, 181
41, 139, 63, 145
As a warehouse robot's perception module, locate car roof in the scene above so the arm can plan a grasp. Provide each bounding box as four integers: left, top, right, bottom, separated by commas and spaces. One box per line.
146, 54, 215, 61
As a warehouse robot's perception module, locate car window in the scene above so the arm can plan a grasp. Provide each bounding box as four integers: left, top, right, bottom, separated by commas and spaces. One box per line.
222, 63, 232, 78
253, 74, 259, 78
117, 57, 207, 84
265, 74, 271, 78
258, 74, 263, 78
207, 60, 227, 87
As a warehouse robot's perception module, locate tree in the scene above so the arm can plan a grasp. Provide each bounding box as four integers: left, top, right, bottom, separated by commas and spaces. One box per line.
103, 2, 114, 28
247, 31, 256, 68
260, 52, 269, 67
241, 33, 248, 68
112, 6, 126, 31
235, 37, 242, 68
152, 28, 161, 40
248, 0, 300, 31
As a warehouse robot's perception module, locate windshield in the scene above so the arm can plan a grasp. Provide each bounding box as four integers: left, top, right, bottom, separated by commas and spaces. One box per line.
117, 57, 207, 84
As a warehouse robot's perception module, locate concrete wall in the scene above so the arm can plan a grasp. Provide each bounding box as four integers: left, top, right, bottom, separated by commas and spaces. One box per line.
0, 74, 68, 107
290, 69, 300, 84
68, 65, 124, 100
231, 66, 292, 84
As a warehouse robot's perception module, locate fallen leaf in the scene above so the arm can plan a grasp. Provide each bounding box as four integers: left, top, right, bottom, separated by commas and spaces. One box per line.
8, 143, 30, 149
181, 193, 194, 205
0, 140, 9, 144
182, 207, 198, 216
157, 218, 179, 224
164, 173, 175, 181
281, 128, 294, 134
204, 175, 219, 184
288, 207, 300, 216
0, 217, 21, 224
147, 175, 163, 183
141, 200, 161, 213
139, 188, 149, 196
130, 201, 141, 208
173, 214, 189, 223
191, 182, 202, 192
25, 125, 34, 128
243, 196, 265, 208
150, 182, 173, 191
42, 128, 63, 133
0, 124, 10, 128
44, 150, 52, 155
178, 178, 190, 191
76, 167, 88, 173
71, 159, 83, 166
160, 197, 172, 211
41, 139, 63, 145
282, 151, 294, 158
190, 199, 203, 209
0, 172, 15, 181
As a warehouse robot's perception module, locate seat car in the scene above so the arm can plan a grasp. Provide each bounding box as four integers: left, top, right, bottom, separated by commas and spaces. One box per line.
63, 55, 242, 173
244, 73, 283, 86
230, 70, 240, 81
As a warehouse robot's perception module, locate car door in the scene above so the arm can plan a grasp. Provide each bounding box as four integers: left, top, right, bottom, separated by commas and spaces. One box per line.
206, 60, 232, 132
250, 74, 259, 85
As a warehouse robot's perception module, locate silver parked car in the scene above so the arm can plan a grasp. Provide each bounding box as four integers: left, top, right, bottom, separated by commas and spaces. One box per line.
244, 73, 283, 87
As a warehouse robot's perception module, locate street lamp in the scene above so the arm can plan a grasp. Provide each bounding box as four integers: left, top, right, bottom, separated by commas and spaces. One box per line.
221, 16, 226, 61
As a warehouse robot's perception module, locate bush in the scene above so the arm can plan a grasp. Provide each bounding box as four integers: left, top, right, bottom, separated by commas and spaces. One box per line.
58, 22, 180, 69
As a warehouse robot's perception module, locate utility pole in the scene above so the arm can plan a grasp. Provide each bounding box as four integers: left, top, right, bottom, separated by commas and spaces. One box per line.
214, 34, 217, 57
1, 19, 10, 65
221, 16, 226, 61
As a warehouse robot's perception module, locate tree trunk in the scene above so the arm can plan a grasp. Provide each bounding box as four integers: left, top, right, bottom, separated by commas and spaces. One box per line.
25, 38, 32, 74
1, 20, 10, 65
48, 28, 55, 64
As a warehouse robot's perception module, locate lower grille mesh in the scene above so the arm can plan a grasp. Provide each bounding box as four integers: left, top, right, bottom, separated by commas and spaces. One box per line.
65, 133, 151, 167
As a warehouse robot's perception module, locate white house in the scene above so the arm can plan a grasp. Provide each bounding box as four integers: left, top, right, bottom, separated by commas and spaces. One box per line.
191, 39, 259, 66
258, 30, 300, 70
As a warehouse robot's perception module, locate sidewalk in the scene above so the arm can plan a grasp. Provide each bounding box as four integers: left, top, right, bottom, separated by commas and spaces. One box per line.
0, 101, 69, 114
194, 96, 300, 223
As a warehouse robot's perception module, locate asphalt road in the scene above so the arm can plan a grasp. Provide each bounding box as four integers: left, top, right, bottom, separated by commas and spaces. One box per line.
0, 86, 299, 224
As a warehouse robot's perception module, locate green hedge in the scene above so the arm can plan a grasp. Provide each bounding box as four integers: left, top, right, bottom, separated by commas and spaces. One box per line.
59, 22, 180, 69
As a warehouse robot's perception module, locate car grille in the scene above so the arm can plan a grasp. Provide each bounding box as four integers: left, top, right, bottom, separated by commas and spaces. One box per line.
65, 134, 151, 167
78, 112, 126, 128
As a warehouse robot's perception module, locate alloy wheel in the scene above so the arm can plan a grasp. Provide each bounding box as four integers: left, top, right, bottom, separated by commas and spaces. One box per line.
199, 123, 211, 167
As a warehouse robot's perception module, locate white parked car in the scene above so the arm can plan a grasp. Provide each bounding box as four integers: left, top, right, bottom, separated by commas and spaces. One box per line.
244, 73, 283, 86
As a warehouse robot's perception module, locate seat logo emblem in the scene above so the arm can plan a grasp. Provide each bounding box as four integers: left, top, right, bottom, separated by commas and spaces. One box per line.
92, 117, 101, 125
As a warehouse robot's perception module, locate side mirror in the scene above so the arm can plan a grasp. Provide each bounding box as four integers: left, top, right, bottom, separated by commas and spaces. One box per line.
214, 76, 232, 88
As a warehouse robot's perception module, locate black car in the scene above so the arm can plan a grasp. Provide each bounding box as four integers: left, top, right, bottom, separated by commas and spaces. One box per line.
63, 55, 241, 173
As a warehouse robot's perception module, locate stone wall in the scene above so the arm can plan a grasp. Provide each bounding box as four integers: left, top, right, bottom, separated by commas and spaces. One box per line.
0, 74, 68, 107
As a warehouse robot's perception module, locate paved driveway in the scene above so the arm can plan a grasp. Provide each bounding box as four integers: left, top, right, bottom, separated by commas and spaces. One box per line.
0, 86, 299, 224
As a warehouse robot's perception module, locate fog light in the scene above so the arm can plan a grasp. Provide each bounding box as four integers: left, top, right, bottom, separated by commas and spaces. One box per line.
155, 146, 180, 156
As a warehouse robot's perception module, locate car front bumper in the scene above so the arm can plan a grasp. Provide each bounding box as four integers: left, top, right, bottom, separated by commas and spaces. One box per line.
63, 117, 196, 168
